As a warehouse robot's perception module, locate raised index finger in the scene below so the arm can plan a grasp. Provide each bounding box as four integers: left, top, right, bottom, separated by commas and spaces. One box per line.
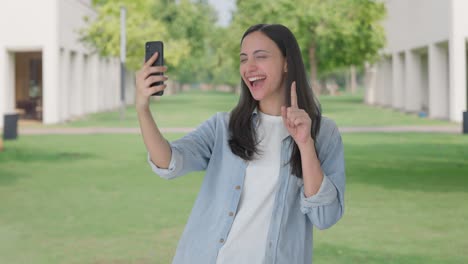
290, 81, 298, 108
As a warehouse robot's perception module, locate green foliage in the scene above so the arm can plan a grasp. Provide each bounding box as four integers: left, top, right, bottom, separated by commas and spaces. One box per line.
313, 0, 387, 72
231, 0, 386, 75
208, 26, 242, 87
81, 0, 386, 86
154, 0, 219, 84
81, 0, 214, 79
81, 0, 226, 85
82, 0, 169, 70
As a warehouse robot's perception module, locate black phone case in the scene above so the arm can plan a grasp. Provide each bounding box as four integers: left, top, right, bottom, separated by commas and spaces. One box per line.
145, 41, 164, 96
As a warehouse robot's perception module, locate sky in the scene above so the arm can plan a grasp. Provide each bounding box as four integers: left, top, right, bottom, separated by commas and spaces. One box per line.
207, 0, 236, 27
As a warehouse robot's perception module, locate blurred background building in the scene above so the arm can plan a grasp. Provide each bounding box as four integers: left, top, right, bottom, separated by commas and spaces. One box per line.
2, 0, 467, 126
366, 0, 468, 122
0, 0, 134, 126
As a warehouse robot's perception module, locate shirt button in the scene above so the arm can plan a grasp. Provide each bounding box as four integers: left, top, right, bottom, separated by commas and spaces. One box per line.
229, 212, 234, 216
219, 238, 225, 243
235, 185, 241, 190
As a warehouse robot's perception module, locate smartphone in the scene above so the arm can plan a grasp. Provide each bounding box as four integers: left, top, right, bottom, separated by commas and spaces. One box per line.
145, 41, 164, 96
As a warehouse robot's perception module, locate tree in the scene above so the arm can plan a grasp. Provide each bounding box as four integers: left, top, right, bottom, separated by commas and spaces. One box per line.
155, 0, 219, 85
231, 0, 386, 94
81, 0, 186, 71
84, 0, 222, 86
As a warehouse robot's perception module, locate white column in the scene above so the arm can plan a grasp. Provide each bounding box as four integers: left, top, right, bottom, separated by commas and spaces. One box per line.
99, 58, 105, 110
69, 51, 78, 117
43, 45, 60, 124
125, 68, 135, 105
82, 54, 89, 114
0, 49, 16, 127
107, 58, 120, 109
392, 52, 405, 109
420, 52, 429, 113
0, 48, 6, 127
429, 43, 449, 119
75, 52, 84, 116
42, 0, 60, 125
109, 58, 116, 110
405, 50, 421, 112
449, 0, 468, 122
114, 58, 120, 108
59, 48, 69, 121
375, 60, 385, 105
364, 62, 377, 105
383, 57, 393, 107
89, 54, 99, 113
102, 58, 109, 110
110, 58, 117, 110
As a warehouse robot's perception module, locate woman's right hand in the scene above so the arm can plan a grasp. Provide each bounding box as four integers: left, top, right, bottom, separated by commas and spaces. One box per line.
135, 52, 168, 111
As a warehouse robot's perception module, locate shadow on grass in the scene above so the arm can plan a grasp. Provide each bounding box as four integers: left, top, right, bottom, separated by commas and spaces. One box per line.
0, 168, 26, 185
0, 147, 96, 163
315, 243, 463, 264
0, 145, 96, 185
319, 94, 364, 104
345, 140, 468, 193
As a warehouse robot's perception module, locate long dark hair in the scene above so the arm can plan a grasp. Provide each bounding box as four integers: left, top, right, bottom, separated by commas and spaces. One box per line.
228, 24, 322, 178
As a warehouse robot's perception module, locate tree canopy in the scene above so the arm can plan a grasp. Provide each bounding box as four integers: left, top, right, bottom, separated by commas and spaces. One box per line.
231, 0, 386, 92
81, 0, 386, 90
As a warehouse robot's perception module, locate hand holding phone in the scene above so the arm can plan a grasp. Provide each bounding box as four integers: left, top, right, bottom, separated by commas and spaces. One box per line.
145, 41, 165, 96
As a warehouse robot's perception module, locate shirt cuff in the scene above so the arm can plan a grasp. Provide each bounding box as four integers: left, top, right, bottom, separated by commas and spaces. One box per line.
300, 175, 338, 214
147, 150, 177, 176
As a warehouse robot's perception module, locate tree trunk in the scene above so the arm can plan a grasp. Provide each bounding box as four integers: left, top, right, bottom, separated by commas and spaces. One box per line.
350, 65, 357, 94
308, 42, 320, 95
229, 85, 236, 93
345, 68, 351, 93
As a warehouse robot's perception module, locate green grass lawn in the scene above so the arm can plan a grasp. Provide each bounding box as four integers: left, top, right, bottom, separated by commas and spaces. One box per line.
1, 133, 467, 263
49, 90, 239, 128
2, 89, 465, 263
319, 93, 457, 127
27, 89, 456, 128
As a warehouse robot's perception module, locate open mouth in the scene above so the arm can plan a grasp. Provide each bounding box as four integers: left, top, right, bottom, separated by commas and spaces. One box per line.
247, 75, 267, 87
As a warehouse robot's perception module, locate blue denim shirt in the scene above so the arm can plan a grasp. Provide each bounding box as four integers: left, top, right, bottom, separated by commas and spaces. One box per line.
148, 112, 345, 264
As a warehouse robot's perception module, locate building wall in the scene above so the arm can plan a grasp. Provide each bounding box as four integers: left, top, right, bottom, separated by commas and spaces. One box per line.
383, 0, 450, 53
367, 0, 468, 122
449, 0, 468, 122
0, 0, 135, 127
0, 0, 57, 126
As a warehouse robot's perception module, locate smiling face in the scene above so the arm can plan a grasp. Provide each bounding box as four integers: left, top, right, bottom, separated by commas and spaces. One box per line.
240, 31, 288, 115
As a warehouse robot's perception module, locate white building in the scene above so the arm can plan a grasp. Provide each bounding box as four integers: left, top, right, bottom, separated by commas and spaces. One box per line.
365, 0, 468, 122
0, 0, 135, 127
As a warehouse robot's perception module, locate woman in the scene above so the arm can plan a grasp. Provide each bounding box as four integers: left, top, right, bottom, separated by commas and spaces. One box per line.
136, 24, 345, 264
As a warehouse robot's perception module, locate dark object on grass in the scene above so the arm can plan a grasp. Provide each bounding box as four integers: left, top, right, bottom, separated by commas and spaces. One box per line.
3, 113, 19, 140
463, 111, 468, 134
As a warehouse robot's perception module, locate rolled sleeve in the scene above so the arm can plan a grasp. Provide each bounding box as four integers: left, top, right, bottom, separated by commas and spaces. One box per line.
300, 175, 338, 214
147, 146, 183, 179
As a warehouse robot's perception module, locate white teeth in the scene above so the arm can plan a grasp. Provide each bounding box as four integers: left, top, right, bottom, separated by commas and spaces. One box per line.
248, 76, 266, 82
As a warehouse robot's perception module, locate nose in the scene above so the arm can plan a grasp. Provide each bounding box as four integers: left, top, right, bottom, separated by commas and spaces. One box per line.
245, 59, 257, 72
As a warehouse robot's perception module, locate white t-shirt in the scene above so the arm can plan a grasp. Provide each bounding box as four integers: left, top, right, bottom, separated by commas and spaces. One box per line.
216, 112, 289, 264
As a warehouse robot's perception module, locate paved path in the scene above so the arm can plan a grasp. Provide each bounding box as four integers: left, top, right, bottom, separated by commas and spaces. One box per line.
18, 125, 462, 135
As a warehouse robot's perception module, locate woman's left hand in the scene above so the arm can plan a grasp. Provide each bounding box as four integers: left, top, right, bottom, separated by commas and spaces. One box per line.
281, 81, 313, 147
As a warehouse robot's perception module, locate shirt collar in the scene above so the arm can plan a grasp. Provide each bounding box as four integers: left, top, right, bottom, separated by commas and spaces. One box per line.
251, 107, 291, 140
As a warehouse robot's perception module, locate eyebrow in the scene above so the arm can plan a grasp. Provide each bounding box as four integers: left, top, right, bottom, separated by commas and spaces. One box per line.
239, 50, 271, 56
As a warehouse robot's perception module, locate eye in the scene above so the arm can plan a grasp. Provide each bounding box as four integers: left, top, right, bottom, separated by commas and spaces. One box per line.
240, 58, 247, 63
256, 55, 267, 60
